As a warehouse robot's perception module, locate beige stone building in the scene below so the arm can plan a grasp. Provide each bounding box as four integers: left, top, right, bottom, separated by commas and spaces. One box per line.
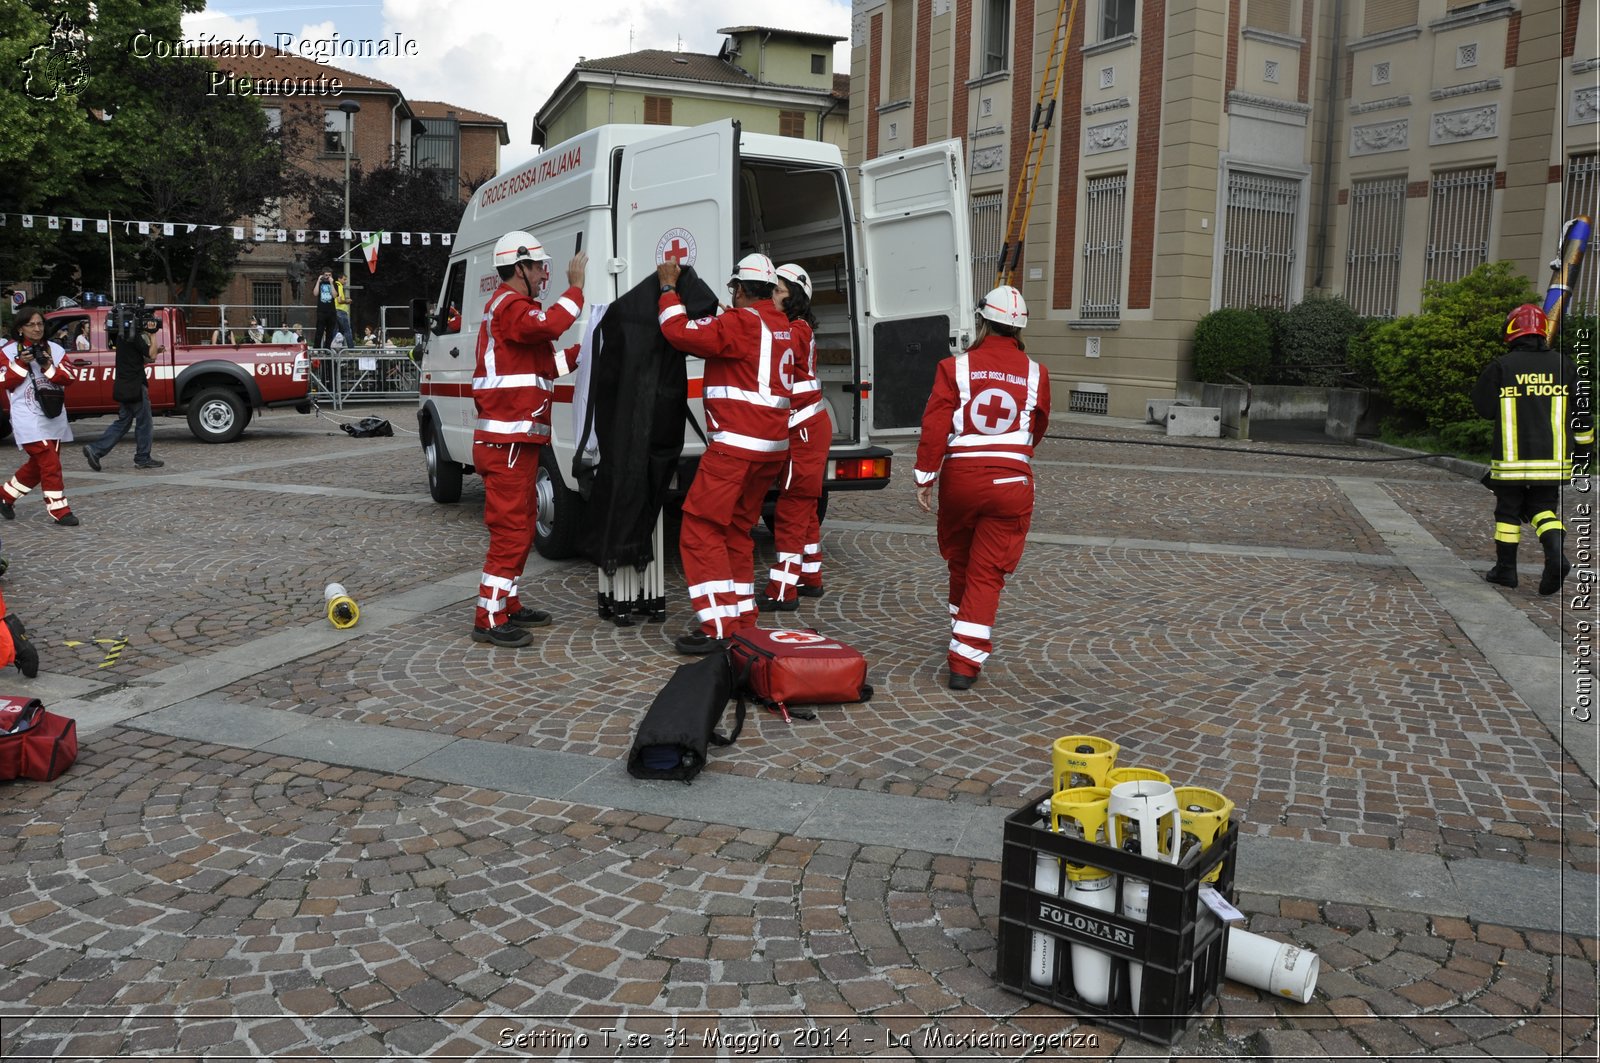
532, 26, 849, 152
850, 0, 1599, 417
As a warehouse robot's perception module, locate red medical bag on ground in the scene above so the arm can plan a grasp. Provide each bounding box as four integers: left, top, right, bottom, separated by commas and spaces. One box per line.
0, 696, 78, 782
728, 629, 873, 722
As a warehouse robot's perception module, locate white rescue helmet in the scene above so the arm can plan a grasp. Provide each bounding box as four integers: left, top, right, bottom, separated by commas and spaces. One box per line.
979, 285, 1028, 328
775, 262, 812, 299
729, 253, 777, 286
493, 230, 551, 268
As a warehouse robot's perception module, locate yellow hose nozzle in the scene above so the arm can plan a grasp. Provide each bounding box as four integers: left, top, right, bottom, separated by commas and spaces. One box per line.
324, 582, 360, 629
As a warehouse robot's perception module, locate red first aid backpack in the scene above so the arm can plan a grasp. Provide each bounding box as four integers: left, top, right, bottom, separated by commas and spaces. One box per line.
0, 696, 78, 782
728, 628, 873, 722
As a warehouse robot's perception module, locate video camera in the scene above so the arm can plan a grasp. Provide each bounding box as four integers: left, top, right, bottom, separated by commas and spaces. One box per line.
111, 297, 161, 344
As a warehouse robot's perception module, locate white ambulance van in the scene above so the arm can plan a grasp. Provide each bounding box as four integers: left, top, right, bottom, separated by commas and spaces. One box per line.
415, 118, 974, 559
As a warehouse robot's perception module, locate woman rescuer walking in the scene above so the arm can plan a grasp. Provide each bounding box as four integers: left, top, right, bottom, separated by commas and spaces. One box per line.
913, 286, 1051, 690
0, 307, 81, 526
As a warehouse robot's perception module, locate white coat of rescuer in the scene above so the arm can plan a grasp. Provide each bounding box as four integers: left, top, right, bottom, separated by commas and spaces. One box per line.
912, 285, 1052, 690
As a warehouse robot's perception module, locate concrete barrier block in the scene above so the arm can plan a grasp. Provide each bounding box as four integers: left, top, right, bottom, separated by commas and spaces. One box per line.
1146, 399, 1179, 424
1167, 406, 1222, 437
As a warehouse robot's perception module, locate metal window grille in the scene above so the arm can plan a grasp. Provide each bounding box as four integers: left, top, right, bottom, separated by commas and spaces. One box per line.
1069, 389, 1109, 414
1081, 173, 1126, 320
971, 192, 1004, 299
413, 116, 460, 200
1564, 153, 1600, 314
1425, 166, 1494, 286
1220, 170, 1300, 309
1344, 175, 1406, 317
252, 282, 284, 328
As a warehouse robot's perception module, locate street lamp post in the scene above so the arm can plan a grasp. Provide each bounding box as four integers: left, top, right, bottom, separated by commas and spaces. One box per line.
338, 100, 362, 305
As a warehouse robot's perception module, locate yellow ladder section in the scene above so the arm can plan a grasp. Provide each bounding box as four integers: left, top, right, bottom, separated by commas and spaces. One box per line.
996, 0, 1082, 287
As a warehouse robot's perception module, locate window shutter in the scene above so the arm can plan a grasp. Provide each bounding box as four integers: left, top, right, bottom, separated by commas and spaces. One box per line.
1248, 0, 1291, 34
1362, 0, 1417, 36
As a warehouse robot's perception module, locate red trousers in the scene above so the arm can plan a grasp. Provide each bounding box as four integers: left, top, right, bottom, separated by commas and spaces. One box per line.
474, 441, 538, 630
3, 441, 72, 521
936, 463, 1034, 676
765, 410, 831, 601
682, 447, 784, 637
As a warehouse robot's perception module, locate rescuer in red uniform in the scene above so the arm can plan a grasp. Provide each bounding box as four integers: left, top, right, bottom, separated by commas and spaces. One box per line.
471, 230, 587, 647
761, 263, 831, 610
913, 285, 1052, 690
657, 253, 794, 654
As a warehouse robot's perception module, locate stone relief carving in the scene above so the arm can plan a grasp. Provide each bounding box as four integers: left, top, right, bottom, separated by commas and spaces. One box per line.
1572, 87, 1600, 126
1350, 94, 1411, 114
1350, 118, 1409, 156
1084, 97, 1131, 114
971, 146, 1005, 173
1429, 103, 1497, 144
1085, 119, 1129, 153
1430, 78, 1502, 101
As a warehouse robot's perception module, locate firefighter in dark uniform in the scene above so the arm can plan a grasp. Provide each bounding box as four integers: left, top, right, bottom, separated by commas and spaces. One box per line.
1471, 303, 1593, 595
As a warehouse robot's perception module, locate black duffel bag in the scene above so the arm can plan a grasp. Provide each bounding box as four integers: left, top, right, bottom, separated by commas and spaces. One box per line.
626, 652, 746, 782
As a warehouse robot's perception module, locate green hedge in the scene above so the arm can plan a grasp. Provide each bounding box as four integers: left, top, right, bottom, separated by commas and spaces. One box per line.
1191, 308, 1272, 384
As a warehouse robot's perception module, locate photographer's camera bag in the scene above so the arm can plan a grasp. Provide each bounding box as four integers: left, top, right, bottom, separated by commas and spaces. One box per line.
728, 629, 872, 723
0, 696, 78, 782
626, 653, 746, 782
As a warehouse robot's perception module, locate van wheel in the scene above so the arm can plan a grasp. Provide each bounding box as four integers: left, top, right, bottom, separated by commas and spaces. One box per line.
534, 444, 582, 560
187, 387, 247, 443
424, 420, 463, 504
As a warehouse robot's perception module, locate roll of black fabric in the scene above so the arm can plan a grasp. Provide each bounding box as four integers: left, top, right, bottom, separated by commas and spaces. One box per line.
626, 652, 745, 782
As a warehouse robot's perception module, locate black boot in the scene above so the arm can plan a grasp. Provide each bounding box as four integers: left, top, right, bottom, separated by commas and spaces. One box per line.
1484, 541, 1519, 588
1539, 531, 1572, 596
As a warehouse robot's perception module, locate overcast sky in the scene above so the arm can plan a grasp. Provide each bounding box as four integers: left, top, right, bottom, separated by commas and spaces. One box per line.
182, 0, 854, 171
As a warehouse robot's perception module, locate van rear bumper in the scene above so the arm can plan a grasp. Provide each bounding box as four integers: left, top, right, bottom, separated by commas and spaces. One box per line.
670, 444, 892, 497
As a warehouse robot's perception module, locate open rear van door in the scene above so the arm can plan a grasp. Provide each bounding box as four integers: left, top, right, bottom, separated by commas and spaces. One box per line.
858, 140, 976, 435
617, 119, 740, 297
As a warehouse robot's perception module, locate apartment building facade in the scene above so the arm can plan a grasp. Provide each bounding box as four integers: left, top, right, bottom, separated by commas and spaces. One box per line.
850, 0, 1598, 417
205, 49, 508, 331
533, 26, 849, 153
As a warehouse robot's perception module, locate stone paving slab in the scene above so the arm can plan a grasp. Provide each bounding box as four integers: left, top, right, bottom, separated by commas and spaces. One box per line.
0, 405, 1594, 1059
1, 731, 1595, 1061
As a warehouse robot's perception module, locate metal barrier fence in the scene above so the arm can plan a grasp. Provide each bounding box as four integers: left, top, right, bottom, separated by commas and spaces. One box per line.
307, 347, 420, 410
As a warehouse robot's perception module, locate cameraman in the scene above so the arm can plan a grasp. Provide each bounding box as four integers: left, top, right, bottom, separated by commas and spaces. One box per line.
0, 307, 80, 525
83, 311, 164, 471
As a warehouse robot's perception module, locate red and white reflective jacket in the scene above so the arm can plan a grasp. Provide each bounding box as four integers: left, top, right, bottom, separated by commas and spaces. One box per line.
473, 282, 583, 446
913, 334, 1052, 484
658, 294, 792, 459
786, 319, 825, 429
2, 340, 77, 445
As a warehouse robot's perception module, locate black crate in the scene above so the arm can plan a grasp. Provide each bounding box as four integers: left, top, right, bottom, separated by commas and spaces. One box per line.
995, 791, 1238, 1046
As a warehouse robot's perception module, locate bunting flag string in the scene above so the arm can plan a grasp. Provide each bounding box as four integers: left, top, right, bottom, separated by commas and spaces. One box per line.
0, 210, 456, 248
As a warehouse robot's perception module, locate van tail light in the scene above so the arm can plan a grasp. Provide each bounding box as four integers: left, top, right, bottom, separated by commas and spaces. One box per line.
293, 353, 309, 381
832, 456, 890, 481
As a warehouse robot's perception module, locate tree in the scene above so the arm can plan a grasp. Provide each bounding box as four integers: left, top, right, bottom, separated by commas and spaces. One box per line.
303, 163, 466, 329
1348, 261, 1539, 433
1, 2, 285, 301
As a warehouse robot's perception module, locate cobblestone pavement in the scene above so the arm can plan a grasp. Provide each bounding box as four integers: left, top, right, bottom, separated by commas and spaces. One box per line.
0, 407, 1595, 1060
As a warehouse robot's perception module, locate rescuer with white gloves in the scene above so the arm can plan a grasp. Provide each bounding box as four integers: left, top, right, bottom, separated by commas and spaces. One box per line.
913, 286, 1052, 690
657, 253, 794, 654
470, 230, 587, 647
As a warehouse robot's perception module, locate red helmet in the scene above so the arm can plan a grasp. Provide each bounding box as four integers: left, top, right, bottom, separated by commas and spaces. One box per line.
1504, 304, 1547, 343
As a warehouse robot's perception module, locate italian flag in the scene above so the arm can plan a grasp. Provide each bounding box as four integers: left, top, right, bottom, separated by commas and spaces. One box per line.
361, 231, 386, 273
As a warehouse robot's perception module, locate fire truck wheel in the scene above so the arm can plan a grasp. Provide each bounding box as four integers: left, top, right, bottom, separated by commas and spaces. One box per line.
424, 420, 463, 503
186, 387, 247, 444
533, 444, 581, 560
